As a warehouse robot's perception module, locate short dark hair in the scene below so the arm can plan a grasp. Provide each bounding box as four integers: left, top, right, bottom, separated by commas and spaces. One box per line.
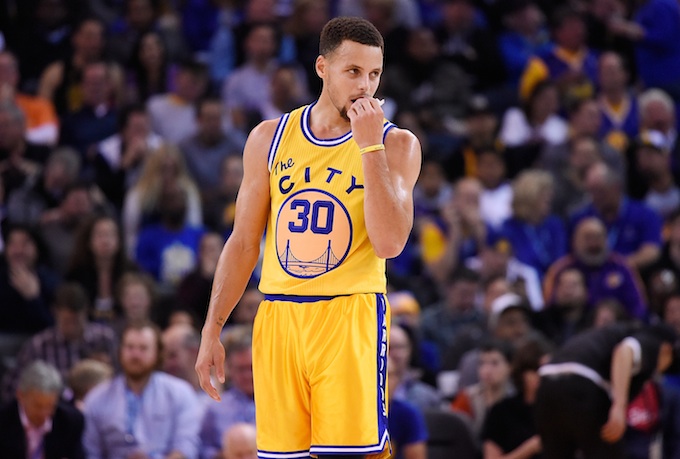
319, 17, 384, 56
53, 282, 90, 313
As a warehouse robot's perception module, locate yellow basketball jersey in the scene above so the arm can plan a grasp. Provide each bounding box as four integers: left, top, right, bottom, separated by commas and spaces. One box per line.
259, 103, 396, 296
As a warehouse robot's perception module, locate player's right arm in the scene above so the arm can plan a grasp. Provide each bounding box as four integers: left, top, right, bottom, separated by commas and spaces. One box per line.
195, 118, 277, 401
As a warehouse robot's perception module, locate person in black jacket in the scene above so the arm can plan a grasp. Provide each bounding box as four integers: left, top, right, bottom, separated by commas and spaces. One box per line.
0, 360, 85, 459
534, 323, 677, 459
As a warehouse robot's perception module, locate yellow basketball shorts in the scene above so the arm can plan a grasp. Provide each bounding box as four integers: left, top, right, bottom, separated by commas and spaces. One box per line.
252, 293, 391, 459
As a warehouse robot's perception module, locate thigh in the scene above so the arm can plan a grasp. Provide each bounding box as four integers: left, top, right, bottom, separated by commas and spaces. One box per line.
252, 300, 312, 458
306, 293, 391, 459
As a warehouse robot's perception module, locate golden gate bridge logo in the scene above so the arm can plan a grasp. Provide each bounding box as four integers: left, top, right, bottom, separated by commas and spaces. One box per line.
276, 189, 352, 278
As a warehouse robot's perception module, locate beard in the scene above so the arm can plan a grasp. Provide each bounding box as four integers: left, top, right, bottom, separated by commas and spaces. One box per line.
579, 248, 609, 267
123, 359, 156, 381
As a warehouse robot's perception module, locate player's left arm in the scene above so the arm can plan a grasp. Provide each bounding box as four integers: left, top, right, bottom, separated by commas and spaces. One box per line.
363, 127, 421, 258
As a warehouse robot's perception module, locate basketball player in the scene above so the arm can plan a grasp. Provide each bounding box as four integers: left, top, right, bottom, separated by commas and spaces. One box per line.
195, 16, 422, 459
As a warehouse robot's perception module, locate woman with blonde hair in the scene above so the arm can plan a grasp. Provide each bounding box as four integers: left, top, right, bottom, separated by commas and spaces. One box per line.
122, 143, 202, 256
500, 170, 567, 278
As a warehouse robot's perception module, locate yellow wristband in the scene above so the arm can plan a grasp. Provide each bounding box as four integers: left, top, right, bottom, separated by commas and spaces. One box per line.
359, 144, 385, 155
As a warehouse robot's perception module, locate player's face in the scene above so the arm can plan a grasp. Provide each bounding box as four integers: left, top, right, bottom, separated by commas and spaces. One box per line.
317, 40, 383, 120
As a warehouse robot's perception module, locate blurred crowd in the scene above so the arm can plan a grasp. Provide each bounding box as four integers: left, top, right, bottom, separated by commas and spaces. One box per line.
2, 0, 680, 458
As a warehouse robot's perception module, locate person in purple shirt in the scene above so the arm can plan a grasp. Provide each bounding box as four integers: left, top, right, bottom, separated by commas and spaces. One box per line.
570, 161, 662, 270
545, 217, 648, 321
83, 322, 201, 459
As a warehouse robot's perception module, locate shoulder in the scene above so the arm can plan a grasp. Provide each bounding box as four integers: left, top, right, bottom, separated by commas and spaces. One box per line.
83, 377, 118, 410
54, 402, 85, 426
385, 126, 420, 152
154, 372, 197, 398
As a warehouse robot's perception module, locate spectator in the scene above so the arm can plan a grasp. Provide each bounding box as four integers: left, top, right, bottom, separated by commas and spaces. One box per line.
420, 268, 484, 364
173, 231, 224, 327
285, 0, 330, 96
500, 170, 568, 278
125, 30, 174, 105
58, 61, 119, 163
122, 143, 202, 257
499, 80, 568, 148
466, 236, 544, 312
419, 177, 486, 287
221, 423, 258, 459
497, 0, 550, 87
1, 282, 117, 403
544, 217, 648, 322
520, 6, 598, 103
222, 23, 285, 133
66, 215, 138, 321
0, 225, 58, 360
0, 102, 50, 199
39, 182, 102, 275
475, 146, 513, 230
200, 331, 256, 459
570, 161, 662, 269
451, 339, 515, 436
135, 182, 205, 290
434, 0, 506, 91
67, 358, 113, 411
203, 155, 244, 236
83, 321, 201, 459
93, 104, 163, 210
608, 0, 680, 105
633, 130, 680, 219
162, 323, 213, 418
542, 135, 622, 219
533, 268, 591, 347
257, 63, 313, 122
108, 0, 189, 66
387, 355, 429, 459
456, 292, 535, 389
147, 59, 209, 144
381, 26, 471, 151
0, 361, 85, 459
111, 272, 158, 340
0, 50, 59, 145
597, 51, 639, 153
179, 97, 246, 200
389, 322, 444, 412
481, 337, 551, 459
229, 283, 263, 329
38, 18, 121, 115
6, 146, 80, 226
444, 95, 500, 180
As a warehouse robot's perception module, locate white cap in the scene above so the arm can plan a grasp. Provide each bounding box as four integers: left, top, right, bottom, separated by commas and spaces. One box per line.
488, 292, 527, 328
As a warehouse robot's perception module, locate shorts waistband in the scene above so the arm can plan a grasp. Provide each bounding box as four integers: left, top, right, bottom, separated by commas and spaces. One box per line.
263, 293, 382, 303
539, 362, 611, 393
264, 294, 348, 303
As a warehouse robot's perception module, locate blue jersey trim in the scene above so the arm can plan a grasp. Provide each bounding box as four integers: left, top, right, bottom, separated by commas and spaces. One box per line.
382, 122, 396, 141
264, 294, 349, 302
258, 450, 310, 459
301, 102, 353, 147
309, 430, 390, 454
268, 113, 290, 172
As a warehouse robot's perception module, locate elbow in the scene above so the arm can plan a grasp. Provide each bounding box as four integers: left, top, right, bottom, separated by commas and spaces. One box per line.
373, 239, 407, 259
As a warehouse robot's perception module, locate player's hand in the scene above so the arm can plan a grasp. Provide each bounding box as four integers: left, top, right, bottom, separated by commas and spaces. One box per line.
601, 404, 627, 443
195, 333, 226, 401
347, 97, 384, 150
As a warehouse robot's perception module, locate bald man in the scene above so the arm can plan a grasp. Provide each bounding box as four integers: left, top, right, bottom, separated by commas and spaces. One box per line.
221, 423, 257, 459
544, 217, 647, 320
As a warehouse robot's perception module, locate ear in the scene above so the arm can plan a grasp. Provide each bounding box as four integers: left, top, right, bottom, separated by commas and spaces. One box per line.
315, 55, 326, 79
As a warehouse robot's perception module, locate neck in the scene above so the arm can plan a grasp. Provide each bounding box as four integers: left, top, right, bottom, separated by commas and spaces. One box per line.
484, 383, 506, 405
126, 373, 152, 394
310, 96, 352, 137
95, 256, 114, 270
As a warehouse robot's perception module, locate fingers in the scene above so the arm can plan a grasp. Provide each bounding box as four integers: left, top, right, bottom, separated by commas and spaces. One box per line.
196, 363, 221, 402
